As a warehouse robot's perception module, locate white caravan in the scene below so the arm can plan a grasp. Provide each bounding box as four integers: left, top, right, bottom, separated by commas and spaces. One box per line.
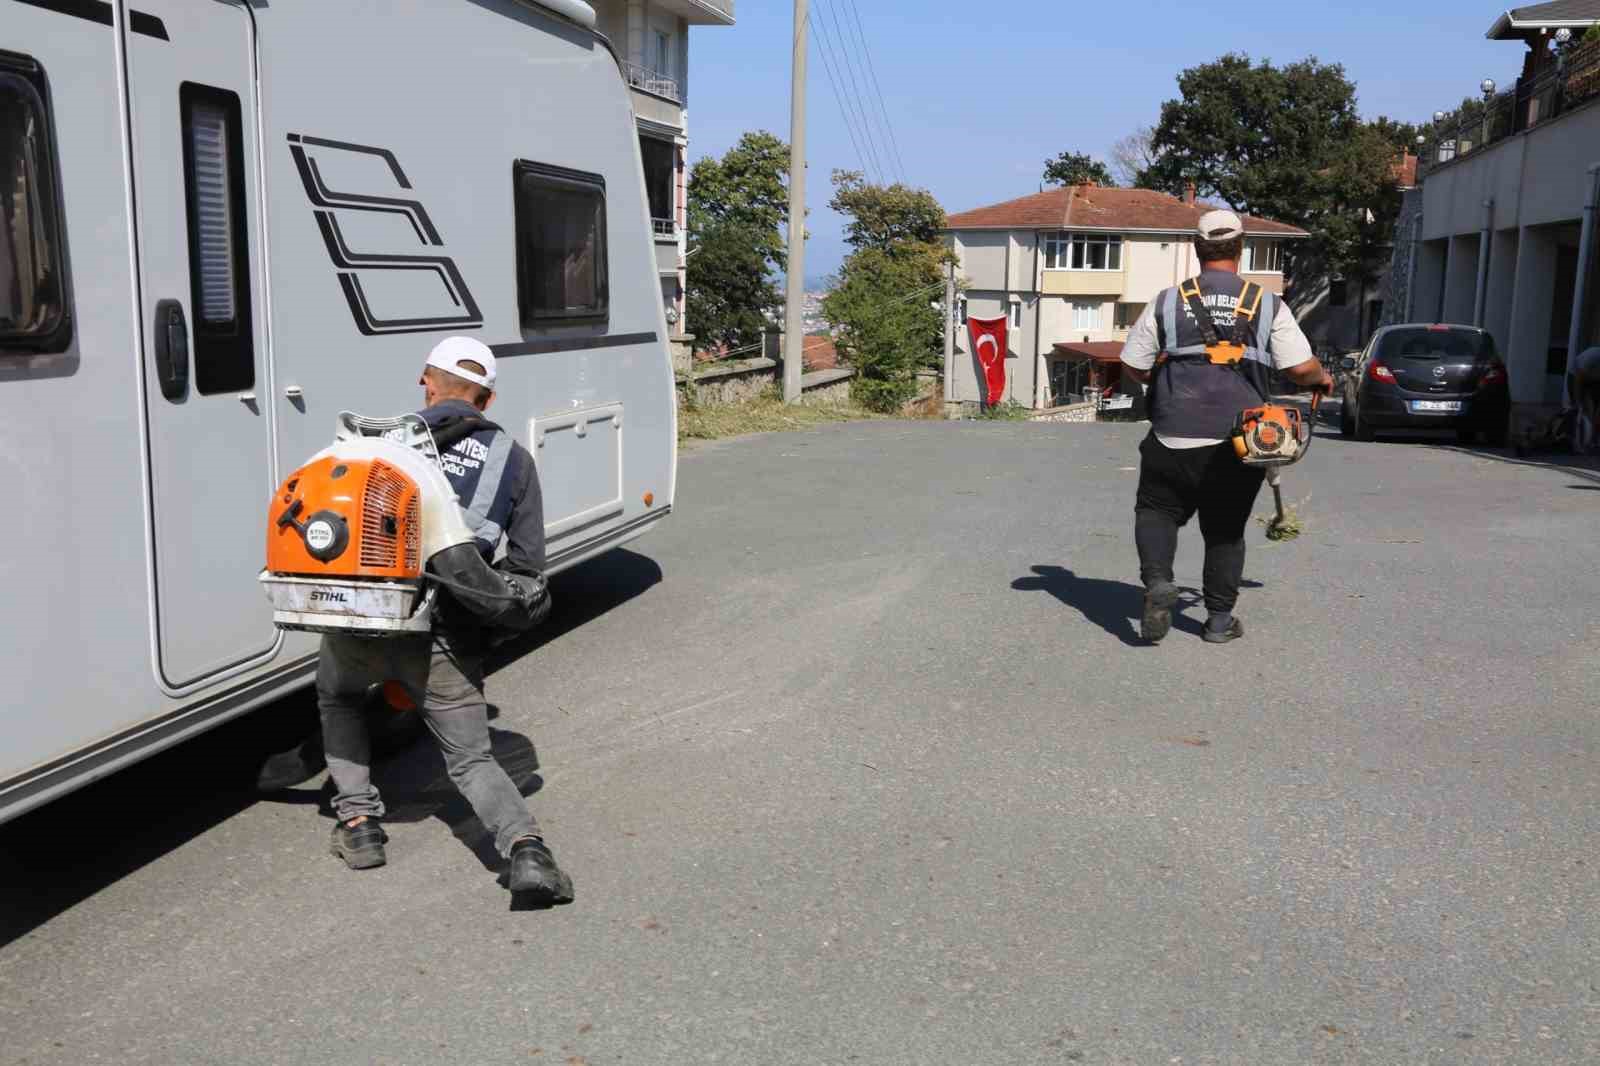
1, 0, 677, 823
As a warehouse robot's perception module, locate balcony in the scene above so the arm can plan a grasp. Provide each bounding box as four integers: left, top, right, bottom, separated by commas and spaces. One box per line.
623, 61, 680, 103
1420, 39, 1600, 177
647, 0, 734, 25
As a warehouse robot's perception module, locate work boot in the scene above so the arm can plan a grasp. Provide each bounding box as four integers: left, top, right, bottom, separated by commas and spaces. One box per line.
1141, 581, 1179, 644
329, 817, 388, 870
1202, 617, 1245, 644
508, 837, 574, 902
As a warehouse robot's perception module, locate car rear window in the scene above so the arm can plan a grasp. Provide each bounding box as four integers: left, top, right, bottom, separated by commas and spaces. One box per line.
1377, 328, 1495, 362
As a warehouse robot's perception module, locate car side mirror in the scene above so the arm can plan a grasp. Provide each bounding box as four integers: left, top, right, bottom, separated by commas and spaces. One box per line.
1340, 355, 1358, 371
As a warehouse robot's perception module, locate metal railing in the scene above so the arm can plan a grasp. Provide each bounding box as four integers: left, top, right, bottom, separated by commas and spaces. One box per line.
1421, 40, 1600, 176
622, 61, 681, 104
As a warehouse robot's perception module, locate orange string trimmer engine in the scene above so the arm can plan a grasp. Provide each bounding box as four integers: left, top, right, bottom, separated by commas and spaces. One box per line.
1230, 401, 1313, 467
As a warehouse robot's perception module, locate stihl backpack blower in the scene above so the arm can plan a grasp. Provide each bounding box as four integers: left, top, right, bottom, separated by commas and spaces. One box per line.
259, 412, 545, 636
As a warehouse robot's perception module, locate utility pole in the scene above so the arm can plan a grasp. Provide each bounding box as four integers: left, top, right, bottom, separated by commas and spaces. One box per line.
782, 0, 807, 404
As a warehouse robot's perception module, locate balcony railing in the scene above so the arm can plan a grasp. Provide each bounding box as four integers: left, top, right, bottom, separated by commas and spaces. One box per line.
1420, 39, 1600, 177
623, 61, 681, 104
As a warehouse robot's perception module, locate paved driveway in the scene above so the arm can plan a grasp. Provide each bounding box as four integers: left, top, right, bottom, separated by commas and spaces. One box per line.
4, 418, 1598, 1064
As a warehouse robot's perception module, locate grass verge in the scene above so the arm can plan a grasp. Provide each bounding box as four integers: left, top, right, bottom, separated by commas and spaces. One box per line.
678, 389, 880, 444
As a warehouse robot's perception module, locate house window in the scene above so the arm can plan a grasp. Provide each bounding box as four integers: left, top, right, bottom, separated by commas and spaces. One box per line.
1044, 232, 1122, 271
1113, 302, 1144, 330
957, 295, 967, 325
639, 135, 675, 236
180, 83, 254, 394
514, 160, 609, 326
1009, 297, 1022, 328
655, 31, 672, 78
1071, 301, 1100, 332
1243, 239, 1282, 273
0, 54, 72, 353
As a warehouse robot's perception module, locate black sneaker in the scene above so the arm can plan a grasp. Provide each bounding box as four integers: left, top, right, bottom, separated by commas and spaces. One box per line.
329, 817, 388, 870
1202, 617, 1245, 644
1141, 581, 1179, 643
508, 838, 574, 902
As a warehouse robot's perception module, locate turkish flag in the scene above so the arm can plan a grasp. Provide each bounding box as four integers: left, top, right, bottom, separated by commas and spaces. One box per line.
968, 315, 1008, 406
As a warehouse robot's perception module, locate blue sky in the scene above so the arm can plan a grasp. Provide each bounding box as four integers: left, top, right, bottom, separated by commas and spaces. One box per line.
686, 0, 1523, 282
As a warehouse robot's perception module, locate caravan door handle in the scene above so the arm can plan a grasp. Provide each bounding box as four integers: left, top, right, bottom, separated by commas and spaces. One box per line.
152, 299, 190, 401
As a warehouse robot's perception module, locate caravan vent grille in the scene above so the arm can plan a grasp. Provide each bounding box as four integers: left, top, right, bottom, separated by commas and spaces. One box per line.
360, 461, 411, 570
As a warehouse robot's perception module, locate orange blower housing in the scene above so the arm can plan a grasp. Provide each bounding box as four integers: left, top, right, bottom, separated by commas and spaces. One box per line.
1230, 403, 1310, 467
261, 455, 433, 634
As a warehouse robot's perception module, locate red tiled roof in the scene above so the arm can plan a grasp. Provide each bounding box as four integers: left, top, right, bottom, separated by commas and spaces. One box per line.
946, 184, 1307, 237
1392, 152, 1418, 189
1052, 341, 1125, 363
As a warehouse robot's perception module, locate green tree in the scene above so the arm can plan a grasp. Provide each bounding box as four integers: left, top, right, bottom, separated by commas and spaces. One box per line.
1141, 54, 1411, 286
1043, 151, 1115, 187
686, 131, 789, 354
822, 171, 949, 412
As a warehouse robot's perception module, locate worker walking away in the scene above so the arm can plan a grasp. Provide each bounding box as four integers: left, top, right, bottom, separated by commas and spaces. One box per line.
316, 336, 573, 903
1119, 210, 1332, 644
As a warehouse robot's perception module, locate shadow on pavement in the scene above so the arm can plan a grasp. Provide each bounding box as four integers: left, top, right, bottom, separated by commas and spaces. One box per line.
1012, 565, 1208, 645
0, 549, 662, 946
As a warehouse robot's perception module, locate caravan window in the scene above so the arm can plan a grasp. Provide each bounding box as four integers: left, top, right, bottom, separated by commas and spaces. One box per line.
0, 54, 72, 353
515, 162, 609, 327
180, 83, 254, 393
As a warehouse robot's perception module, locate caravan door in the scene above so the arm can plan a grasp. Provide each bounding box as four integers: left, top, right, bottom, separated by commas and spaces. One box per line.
126, 1, 277, 688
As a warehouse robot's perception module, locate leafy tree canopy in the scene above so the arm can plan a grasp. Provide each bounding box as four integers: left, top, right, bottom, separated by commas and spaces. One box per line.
1043, 151, 1114, 188
686, 131, 790, 354
822, 171, 950, 412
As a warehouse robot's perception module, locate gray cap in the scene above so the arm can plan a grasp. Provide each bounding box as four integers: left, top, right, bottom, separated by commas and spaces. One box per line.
1196, 209, 1244, 242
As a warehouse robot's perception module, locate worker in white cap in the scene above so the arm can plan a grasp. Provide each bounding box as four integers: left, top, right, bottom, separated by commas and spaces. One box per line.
1119, 209, 1333, 645
316, 335, 574, 903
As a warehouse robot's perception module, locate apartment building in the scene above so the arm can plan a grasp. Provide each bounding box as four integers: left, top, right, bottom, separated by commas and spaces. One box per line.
944, 184, 1306, 409
590, 0, 734, 347
1399, 0, 1600, 430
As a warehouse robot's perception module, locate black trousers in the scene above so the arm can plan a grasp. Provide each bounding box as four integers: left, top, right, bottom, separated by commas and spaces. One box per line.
1134, 433, 1265, 614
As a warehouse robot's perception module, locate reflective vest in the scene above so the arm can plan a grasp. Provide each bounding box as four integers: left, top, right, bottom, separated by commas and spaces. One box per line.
1150, 270, 1278, 440
418, 400, 526, 558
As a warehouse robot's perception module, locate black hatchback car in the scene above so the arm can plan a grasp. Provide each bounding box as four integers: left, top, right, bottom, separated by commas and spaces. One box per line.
1340, 324, 1510, 444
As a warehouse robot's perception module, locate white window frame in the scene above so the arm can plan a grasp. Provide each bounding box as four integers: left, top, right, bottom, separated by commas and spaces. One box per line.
1071, 301, 1100, 332
1244, 238, 1283, 274
1043, 231, 1123, 272
1113, 301, 1144, 331
654, 30, 672, 79
1008, 295, 1022, 329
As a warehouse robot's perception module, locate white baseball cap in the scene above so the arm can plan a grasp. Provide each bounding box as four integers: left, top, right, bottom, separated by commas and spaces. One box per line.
423, 335, 497, 390
1196, 209, 1245, 242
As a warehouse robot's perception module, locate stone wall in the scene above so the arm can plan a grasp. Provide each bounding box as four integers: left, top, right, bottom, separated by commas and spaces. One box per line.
1029, 403, 1098, 424
677, 359, 857, 408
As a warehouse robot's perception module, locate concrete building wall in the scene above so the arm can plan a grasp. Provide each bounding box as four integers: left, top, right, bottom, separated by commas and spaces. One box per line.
956, 233, 1009, 290
950, 290, 1036, 406
1442, 233, 1481, 324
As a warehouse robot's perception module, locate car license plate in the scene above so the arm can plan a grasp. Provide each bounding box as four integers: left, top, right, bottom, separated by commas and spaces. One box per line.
1410, 400, 1461, 413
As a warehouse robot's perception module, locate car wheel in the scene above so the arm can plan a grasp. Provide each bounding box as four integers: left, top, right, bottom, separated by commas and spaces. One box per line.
1354, 407, 1375, 442
1484, 419, 1508, 448
1457, 427, 1480, 445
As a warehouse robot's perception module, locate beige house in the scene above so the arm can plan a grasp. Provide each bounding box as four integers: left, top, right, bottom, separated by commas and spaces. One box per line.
943, 184, 1306, 409
590, 0, 734, 351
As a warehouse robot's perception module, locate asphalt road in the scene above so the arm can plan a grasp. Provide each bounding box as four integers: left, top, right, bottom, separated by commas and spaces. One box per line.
4, 414, 1599, 1065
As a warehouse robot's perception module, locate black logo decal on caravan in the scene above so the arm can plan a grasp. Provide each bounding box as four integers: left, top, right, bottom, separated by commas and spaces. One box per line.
287, 134, 483, 335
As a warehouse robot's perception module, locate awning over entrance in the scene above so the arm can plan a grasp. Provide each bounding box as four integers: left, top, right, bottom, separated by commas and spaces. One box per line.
1051, 341, 1125, 363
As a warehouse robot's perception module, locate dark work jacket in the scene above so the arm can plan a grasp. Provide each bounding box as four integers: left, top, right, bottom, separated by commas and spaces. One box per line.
418, 399, 548, 633
1150, 270, 1280, 440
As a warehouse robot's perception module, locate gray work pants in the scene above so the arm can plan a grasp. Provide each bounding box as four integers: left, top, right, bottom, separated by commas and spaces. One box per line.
316, 629, 540, 857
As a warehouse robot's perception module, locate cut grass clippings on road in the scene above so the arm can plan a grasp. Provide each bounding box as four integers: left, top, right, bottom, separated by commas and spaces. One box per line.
678, 391, 880, 444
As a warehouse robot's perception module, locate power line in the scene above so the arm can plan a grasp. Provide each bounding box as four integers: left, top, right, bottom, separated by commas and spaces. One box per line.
813, 0, 887, 184
841, 0, 907, 183
806, 11, 875, 184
